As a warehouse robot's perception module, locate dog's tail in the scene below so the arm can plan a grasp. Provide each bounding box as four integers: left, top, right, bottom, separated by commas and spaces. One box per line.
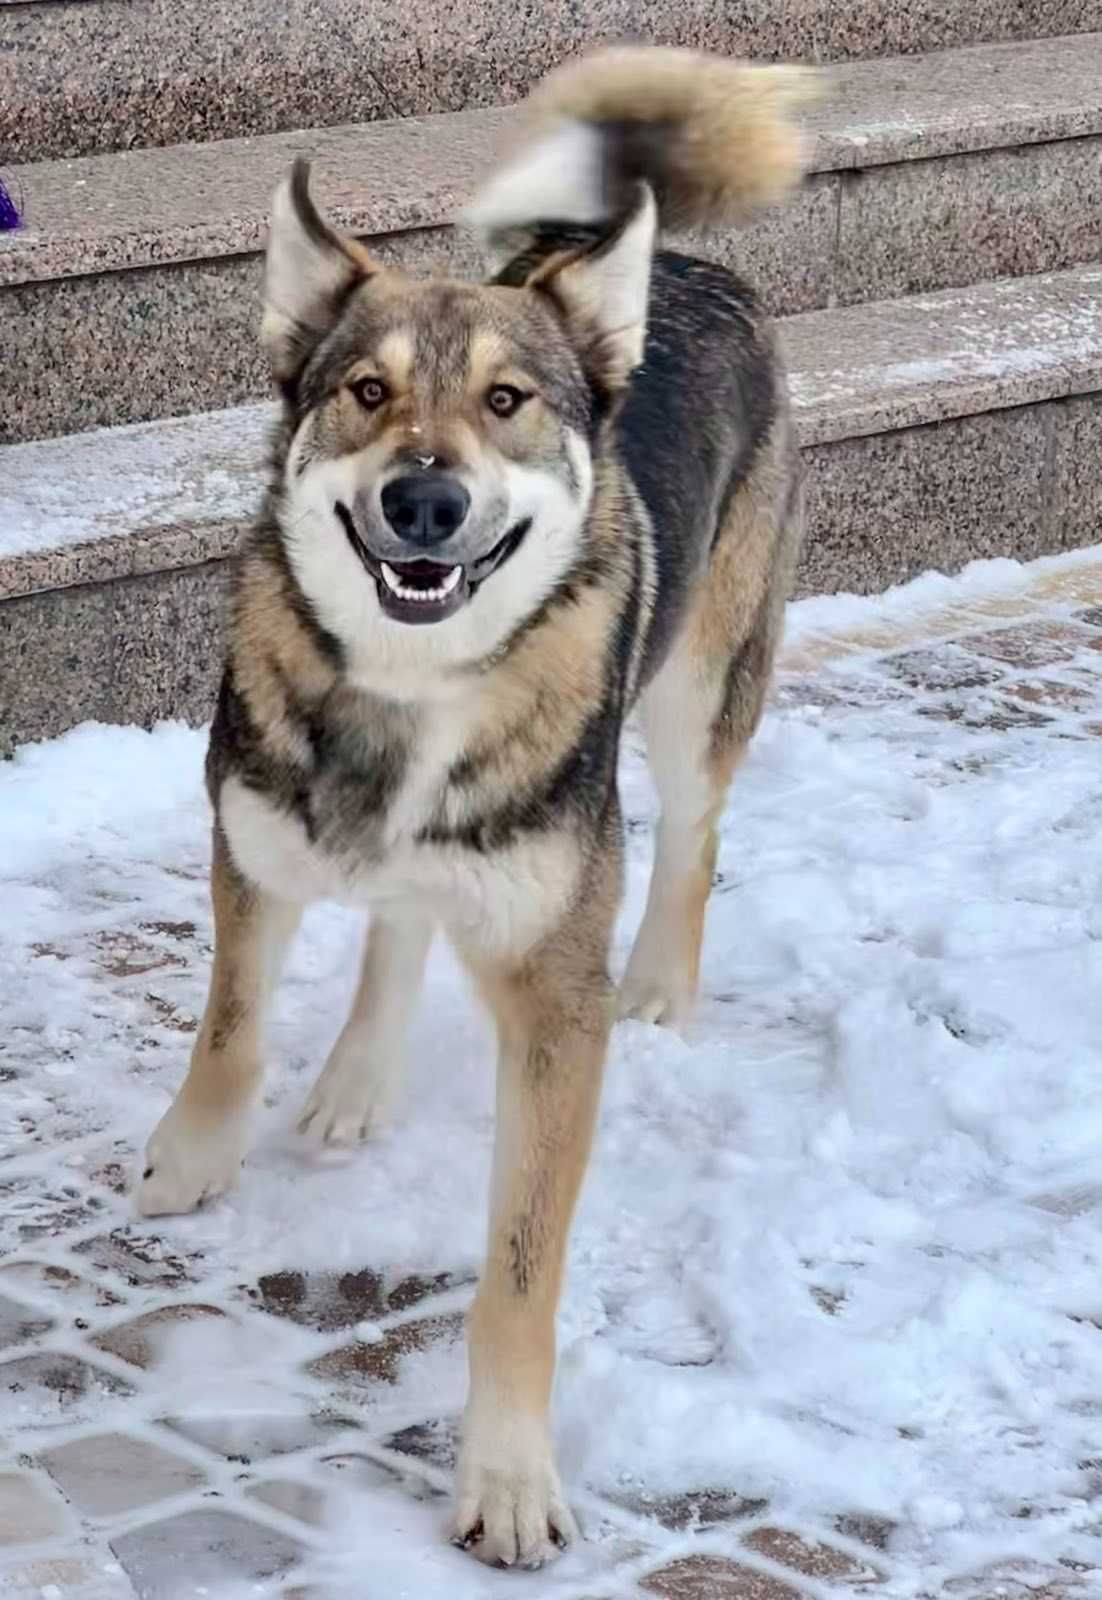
463, 46, 818, 260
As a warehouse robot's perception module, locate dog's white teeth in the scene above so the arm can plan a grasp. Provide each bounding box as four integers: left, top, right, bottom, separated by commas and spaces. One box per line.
381, 563, 463, 604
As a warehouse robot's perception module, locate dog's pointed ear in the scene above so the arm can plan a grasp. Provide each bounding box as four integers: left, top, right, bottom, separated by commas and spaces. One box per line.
532, 185, 656, 390
262, 159, 378, 379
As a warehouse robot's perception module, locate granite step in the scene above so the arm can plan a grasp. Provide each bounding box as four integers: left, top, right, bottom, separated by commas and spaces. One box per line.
4, 33, 1101, 448
1, 0, 1094, 164
2, 266, 1099, 753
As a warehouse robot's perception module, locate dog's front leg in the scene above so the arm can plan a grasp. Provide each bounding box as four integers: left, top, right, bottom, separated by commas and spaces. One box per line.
452, 897, 615, 1569
137, 827, 300, 1216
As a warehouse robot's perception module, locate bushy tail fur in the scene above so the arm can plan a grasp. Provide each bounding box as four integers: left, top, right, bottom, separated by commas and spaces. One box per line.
464, 46, 819, 252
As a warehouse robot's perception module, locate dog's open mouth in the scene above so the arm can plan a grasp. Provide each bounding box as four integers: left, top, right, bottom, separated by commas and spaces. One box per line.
335, 503, 532, 625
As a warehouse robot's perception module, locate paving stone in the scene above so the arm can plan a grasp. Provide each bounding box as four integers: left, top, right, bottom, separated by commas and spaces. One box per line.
810, 1286, 848, 1316
163, 1409, 357, 1463
245, 1476, 327, 1525
0, 1470, 67, 1545
1001, 677, 1095, 710
244, 1268, 384, 1330
40, 1432, 206, 1517
0, 1551, 136, 1597
307, 1312, 464, 1389
880, 647, 1006, 693
943, 1559, 1088, 1598
92, 1303, 226, 1368
384, 1416, 459, 1471
0, 1292, 52, 1349
0, 1262, 123, 1318
384, 1270, 475, 1314
91, 930, 186, 979
616, 1487, 767, 1531
74, 1228, 202, 1288
112, 1507, 302, 1597
0, 1178, 105, 1253
243, 1266, 471, 1330
772, 674, 908, 713
0, 1352, 133, 1419
916, 697, 1054, 733
86, 1159, 132, 1197
281, 1589, 413, 1600
137, 919, 198, 942
961, 622, 1102, 669
641, 1554, 807, 1599
743, 1526, 880, 1583
1030, 1185, 1102, 1217
140, 992, 198, 1034
834, 1513, 896, 1551
319, 1451, 408, 1492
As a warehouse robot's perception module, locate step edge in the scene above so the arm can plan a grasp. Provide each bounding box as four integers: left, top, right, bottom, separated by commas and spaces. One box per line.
4, 365, 1098, 605
3, 34, 1101, 288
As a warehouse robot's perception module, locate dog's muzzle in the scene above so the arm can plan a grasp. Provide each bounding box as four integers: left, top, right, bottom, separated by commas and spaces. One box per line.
335, 495, 532, 626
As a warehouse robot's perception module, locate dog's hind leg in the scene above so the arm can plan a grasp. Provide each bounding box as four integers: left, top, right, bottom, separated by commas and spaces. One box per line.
137, 827, 301, 1216
298, 912, 432, 1144
621, 419, 801, 1027
451, 840, 619, 1568
619, 634, 745, 1027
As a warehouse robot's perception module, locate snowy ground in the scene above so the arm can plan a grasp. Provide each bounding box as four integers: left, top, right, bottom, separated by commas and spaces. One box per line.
3, 551, 1102, 1599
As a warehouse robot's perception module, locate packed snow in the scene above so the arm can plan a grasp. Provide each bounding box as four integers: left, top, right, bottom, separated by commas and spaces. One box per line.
3, 553, 1102, 1597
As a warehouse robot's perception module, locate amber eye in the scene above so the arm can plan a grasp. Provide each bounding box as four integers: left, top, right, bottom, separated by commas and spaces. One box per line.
487, 384, 528, 418
350, 376, 389, 411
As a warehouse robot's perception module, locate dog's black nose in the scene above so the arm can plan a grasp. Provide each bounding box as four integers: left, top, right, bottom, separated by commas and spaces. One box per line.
381, 473, 470, 547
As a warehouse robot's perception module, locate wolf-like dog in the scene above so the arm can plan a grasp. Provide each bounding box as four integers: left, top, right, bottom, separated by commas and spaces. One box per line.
137, 47, 812, 1568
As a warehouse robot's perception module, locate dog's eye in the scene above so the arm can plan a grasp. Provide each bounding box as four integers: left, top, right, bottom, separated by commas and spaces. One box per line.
350, 376, 389, 411
487, 385, 527, 418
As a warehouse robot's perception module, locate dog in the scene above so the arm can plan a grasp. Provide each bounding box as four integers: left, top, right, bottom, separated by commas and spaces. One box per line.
137, 46, 812, 1569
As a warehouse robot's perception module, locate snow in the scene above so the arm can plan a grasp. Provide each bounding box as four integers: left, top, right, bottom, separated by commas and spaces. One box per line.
3, 554, 1102, 1596
0, 406, 270, 560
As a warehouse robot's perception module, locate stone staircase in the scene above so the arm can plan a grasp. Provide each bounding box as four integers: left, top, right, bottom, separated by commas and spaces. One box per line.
1, 6, 1100, 753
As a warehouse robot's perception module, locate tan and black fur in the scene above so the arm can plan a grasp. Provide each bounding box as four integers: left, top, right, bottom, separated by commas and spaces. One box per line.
137, 47, 813, 1570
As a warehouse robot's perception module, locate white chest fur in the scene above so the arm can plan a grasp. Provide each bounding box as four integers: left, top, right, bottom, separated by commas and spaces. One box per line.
219, 712, 579, 960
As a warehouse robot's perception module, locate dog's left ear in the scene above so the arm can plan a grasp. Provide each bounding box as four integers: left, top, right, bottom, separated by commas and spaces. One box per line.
262, 159, 379, 380
533, 186, 657, 390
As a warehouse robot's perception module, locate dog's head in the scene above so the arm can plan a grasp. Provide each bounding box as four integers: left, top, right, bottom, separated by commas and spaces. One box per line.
261, 162, 655, 682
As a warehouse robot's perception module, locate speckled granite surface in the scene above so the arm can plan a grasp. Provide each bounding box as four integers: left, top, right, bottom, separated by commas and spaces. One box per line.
1052, 395, 1102, 555
3, 191, 839, 443
0, 110, 514, 288
4, 36, 1101, 289
3, 267, 1100, 608
799, 407, 1054, 599
3, 36, 1101, 443
835, 136, 1102, 305
807, 32, 1102, 169
2, 228, 486, 445
2, 1, 1097, 164
0, 562, 228, 758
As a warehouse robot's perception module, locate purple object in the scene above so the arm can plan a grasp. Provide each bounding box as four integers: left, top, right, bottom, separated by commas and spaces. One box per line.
0, 176, 20, 231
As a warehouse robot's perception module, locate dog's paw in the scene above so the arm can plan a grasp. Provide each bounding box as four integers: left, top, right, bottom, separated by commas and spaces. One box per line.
451, 1443, 577, 1569
136, 1102, 248, 1217
297, 1047, 399, 1146
618, 975, 691, 1028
